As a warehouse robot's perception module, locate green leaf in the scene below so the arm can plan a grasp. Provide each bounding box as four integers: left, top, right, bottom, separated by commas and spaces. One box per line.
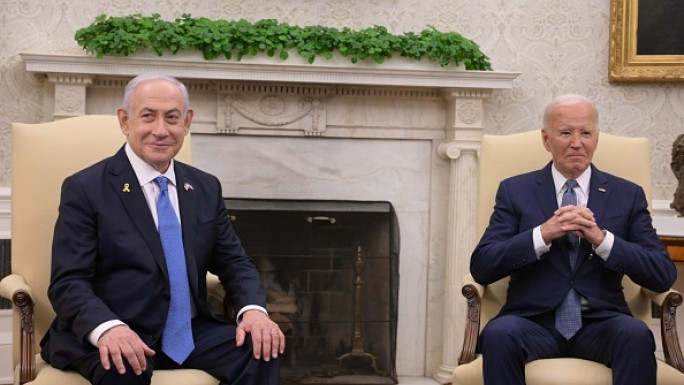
73, 14, 493, 70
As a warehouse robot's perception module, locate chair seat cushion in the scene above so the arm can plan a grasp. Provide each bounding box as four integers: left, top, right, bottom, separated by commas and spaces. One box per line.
452, 355, 684, 385
23, 356, 219, 385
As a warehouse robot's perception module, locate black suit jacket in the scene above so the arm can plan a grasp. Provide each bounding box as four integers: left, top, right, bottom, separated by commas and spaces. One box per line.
471, 162, 677, 319
41, 146, 265, 368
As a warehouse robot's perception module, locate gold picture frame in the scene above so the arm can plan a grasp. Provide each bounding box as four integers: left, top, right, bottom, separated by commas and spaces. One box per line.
609, 0, 684, 82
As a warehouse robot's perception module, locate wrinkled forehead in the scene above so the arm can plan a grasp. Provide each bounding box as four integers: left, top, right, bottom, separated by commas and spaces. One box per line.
549, 103, 597, 127
125, 77, 190, 115
543, 96, 598, 129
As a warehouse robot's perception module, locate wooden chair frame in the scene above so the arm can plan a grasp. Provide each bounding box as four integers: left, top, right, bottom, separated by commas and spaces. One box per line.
456, 277, 684, 372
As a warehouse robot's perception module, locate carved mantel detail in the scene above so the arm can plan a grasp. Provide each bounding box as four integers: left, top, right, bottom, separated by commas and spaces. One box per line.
46, 74, 93, 118
218, 85, 328, 136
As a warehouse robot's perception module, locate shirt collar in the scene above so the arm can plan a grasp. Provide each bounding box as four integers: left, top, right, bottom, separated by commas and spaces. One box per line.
124, 143, 177, 187
551, 163, 591, 197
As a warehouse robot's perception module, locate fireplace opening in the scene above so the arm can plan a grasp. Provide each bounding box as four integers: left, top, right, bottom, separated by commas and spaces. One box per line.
225, 198, 400, 384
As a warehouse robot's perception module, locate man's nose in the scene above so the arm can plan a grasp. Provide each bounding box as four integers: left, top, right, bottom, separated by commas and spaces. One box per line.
153, 119, 168, 135
570, 132, 582, 146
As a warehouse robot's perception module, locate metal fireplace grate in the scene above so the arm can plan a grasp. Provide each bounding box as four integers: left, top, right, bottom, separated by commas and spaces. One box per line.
0, 239, 11, 309
225, 199, 399, 385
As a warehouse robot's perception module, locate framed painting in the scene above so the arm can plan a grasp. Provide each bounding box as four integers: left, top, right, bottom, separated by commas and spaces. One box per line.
609, 0, 684, 82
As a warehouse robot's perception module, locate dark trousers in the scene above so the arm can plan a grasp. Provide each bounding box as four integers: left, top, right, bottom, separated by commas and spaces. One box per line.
69, 317, 280, 385
478, 313, 656, 385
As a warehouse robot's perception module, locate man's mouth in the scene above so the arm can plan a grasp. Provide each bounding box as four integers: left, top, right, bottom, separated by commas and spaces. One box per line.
149, 142, 172, 149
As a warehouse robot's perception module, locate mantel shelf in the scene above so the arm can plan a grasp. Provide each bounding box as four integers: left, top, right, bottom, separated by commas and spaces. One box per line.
21, 52, 518, 89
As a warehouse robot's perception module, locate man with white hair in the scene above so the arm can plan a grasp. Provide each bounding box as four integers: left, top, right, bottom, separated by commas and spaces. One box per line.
41, 73, 283, 385
471, 94, 676, 385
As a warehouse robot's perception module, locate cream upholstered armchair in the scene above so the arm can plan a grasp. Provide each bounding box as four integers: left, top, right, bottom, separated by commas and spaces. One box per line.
0, 115, 226, 385
452, 130, 684, 385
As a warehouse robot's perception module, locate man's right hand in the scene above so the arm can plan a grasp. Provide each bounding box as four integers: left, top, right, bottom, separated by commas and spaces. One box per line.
541, 205, 596, 244
97, 324, 156, 375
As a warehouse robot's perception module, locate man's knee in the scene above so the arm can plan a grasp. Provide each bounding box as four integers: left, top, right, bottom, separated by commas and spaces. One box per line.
612, 318, 655, 350
91, 363, 152, 385
480, 316, 527, 352
68, 351, 153, 385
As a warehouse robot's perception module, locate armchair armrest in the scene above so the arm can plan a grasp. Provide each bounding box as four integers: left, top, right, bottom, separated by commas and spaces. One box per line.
0, 273, 35, 303
0, 274, 37, 384
206, 273, 234, 319
643, 287, 684, 373
458, 274, 484, 365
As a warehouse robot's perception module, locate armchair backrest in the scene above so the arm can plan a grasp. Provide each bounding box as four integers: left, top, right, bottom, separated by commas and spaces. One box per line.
10, 115, 192, 365
476, 130, 653, 329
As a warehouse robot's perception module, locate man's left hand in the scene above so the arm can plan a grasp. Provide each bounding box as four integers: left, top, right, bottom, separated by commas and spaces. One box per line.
556, 205, 605, 246
236, 309, 285, 361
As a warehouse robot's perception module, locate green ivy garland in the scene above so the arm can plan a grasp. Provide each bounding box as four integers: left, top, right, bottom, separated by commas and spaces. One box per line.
75, 14, 493, 71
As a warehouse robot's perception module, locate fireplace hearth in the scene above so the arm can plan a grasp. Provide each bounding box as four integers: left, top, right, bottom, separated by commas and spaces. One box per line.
225, 199, 399, 384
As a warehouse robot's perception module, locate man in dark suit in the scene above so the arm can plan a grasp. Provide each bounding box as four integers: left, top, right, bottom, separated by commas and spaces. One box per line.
471, 94, 677, 385
41, 73, 283, 384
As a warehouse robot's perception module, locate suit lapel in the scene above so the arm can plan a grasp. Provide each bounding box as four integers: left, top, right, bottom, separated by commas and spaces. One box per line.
108, 147, 168, 278
586, 165, 610, 222
175, 162, 200, 297
575, 165, 611, 270
533, 163, 560, 222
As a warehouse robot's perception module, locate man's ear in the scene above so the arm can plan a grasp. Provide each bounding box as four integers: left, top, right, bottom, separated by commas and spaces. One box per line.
183, 109, 194, 136
541, 129, 551, 152
117, 108, 130, 136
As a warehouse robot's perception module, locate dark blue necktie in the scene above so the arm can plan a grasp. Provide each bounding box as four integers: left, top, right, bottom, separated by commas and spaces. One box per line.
555, 179, 582, 339
155, 176, 194, 364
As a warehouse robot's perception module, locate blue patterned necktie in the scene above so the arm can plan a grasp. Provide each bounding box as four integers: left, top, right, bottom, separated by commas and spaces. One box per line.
155, 176, 195, 364
555, 179, 582, 339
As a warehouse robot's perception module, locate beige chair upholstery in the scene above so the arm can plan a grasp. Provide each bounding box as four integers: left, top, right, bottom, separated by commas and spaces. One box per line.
0, 115, 220, 384
452, 130, 684, 385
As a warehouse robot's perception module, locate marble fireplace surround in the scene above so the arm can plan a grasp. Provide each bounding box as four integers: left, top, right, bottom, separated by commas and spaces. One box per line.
21, 52, 518, 383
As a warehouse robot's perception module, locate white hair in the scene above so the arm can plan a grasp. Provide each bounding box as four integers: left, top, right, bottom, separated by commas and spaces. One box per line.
122, 73, 190, 115
542, 94, 599, 130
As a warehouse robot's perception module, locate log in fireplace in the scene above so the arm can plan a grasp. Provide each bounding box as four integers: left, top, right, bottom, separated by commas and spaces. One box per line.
225, 198, 399, 384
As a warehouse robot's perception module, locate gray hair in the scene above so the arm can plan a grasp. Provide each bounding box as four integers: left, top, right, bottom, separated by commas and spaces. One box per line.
122, 73, 190, 115
542, 94, 599, 130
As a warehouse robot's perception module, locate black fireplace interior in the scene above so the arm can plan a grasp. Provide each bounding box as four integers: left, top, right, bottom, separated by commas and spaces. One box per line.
225, 198, 399, 384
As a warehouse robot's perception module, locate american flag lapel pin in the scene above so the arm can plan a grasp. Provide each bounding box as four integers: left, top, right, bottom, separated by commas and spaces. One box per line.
184, 182, 194, 191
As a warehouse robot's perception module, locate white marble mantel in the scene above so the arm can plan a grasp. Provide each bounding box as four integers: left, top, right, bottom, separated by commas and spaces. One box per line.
21, 52, 519, 383
21, 52, 517, 89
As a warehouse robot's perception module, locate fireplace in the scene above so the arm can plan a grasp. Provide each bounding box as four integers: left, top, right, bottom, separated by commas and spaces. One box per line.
21, 52, 517, 383
226, 199, 399, 384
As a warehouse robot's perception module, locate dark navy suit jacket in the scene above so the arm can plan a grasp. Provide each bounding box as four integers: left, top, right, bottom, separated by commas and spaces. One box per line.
41, 146, 265, 369
471, 162, 677, 319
